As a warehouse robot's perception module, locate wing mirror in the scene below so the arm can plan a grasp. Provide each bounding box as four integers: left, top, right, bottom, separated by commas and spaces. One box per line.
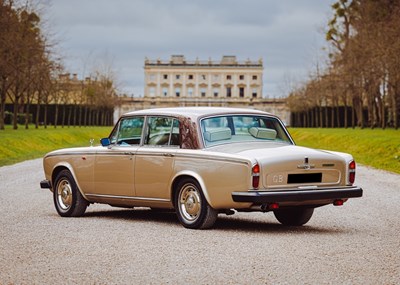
100, 138, 111, 147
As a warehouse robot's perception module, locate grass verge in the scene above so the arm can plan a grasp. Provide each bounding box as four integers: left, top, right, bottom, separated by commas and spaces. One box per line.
0, 125, 112, 166
289, 128, 400, 174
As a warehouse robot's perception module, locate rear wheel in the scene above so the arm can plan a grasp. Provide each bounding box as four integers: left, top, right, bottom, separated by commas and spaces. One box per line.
174, 178, 218, 229
53, 169, 89, 217
274, 207, 314, 226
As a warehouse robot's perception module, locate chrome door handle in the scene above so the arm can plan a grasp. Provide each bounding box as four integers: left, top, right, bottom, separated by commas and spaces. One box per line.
163, 153, 174, 157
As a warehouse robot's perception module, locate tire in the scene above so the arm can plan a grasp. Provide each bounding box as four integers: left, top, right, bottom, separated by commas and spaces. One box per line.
53, 169, 89, 217
174, 178, 218, 229
274, 207, 314, 226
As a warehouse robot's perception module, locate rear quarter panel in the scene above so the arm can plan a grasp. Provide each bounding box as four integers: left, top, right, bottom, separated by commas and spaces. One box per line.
172, 149, 253, 209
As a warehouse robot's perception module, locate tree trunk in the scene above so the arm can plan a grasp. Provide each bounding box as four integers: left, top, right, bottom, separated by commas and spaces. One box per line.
336, 105, 340, 128
13, 99, 19, 130
311, 109, 315, 128
54, 103, 59, 128
73, 104, 77, 126
0, 92, 5, 130
61, 104, 66, 128
79, 105, 83, 127
35, 102, 40, 129
44, 103, 48, 129
87, 108, 90, 126
25, 101, 30, 129
67, 105, 72, 127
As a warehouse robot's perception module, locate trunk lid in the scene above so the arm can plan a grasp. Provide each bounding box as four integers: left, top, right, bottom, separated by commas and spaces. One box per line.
207, 142, 347, 189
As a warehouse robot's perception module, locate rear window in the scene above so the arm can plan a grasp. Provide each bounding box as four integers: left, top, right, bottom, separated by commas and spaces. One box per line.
200, 115, 292, 147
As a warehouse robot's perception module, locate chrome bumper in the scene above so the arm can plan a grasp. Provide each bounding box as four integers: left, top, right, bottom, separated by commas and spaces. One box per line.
232, 186, 363, 203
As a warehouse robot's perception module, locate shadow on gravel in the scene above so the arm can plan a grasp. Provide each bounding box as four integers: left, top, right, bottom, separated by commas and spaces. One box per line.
84, 208, 178, 226
82, 208, 347, 234
213, 216, 347, 235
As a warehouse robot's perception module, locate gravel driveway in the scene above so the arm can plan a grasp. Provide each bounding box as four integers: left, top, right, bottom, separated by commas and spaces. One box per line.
0, 159, 399, 284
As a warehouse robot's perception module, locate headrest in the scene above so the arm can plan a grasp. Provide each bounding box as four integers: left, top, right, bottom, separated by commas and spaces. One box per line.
249, 127, 277, 140
204, 127, 232, 142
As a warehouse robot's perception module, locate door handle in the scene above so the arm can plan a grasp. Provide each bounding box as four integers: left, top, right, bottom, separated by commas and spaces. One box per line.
163, 153, 174, 157
124, 152, 134, 155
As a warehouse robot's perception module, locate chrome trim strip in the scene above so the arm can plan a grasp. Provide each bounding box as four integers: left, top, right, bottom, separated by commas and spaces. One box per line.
86, 193, 170, 202
46, 150, 249, 165
45, 152, 126, 158
172, 153, 250, 165
249, 185, 357, 192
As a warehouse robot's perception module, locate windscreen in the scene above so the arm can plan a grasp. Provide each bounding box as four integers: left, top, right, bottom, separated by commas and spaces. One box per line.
200, 115, 292, 147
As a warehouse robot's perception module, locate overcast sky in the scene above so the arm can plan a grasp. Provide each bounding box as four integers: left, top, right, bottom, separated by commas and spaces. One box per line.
46, 0, 334, 98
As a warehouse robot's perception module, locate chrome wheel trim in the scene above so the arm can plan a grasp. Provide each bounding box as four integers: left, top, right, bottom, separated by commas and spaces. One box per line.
56, 179, 73, 211
179, 183, 201, 222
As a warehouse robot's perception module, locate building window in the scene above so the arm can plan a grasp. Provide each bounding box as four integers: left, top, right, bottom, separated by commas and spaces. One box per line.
239, 87, 245, 97
226, 87, 232, 97
213, 74, 219, 81
226, 75, 232, 80
201, 74, 206, 80
213, 88, 219, 97
162, 87, 168, 96
188, 74, 193, 80
163, 74, 168, 80
239, 75, 244, 80
188, 87, 193, 97
176, 74, 181, 80
149, 74, 156, 81
252, 75, 257, 80
252, 88, 257, 98
149, 87, 155, 97
175, 87, 180, 97
200, 88, 206, 97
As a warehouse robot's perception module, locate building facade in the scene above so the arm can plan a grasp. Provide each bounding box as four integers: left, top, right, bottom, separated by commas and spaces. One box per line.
115, 55, 290, 124
144, 55, 263, 100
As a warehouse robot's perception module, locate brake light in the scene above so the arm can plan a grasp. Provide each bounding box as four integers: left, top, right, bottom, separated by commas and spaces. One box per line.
252, 164, 260, 189
349, 160, 356, 185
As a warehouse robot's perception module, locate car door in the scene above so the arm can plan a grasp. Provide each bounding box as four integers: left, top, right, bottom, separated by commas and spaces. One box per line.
92, 116, 144, 197
134, 116, 179, 200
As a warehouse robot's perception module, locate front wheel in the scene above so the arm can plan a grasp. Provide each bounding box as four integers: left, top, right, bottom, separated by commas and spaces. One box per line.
174, 178, 218, 229
53, 169, 89, 217
274, 207, 314, 226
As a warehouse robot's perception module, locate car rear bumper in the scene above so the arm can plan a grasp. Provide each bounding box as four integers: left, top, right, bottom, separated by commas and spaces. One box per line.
232, 186, 363, 203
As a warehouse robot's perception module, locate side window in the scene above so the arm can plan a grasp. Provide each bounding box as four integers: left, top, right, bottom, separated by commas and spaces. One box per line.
171, 119, 180, 146
116, 117, 144, 145
145, 117, 180, 147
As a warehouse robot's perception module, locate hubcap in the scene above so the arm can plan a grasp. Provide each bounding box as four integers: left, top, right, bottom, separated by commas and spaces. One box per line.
57, 179, 72, 211
179, 184, 201, 222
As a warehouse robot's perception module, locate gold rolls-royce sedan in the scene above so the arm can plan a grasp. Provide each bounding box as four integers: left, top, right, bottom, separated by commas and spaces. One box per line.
40, 107, 363, 229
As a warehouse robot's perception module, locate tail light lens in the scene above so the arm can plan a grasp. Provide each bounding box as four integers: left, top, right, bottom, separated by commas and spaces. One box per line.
349, 160, 356, 185
252, 163, 260, 189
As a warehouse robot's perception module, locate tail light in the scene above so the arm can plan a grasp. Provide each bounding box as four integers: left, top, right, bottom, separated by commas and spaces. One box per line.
348, 160, 356, 185
252, 163, 260, 189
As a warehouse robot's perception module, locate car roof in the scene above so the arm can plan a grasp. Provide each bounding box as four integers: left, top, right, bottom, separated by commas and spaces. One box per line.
122, 107, 273, 121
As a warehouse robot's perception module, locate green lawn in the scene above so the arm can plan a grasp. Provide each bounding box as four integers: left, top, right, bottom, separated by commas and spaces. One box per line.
289, 128, 400, 174
0, 125, 112, 166
1, 126, 399, 174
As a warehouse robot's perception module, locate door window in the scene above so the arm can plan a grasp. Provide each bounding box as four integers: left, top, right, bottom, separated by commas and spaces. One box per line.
111, 116, 144, 145
145, 117, 180, 146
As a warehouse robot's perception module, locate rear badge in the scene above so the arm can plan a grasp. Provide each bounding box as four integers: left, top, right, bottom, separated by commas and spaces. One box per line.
297, 156, 315, 170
